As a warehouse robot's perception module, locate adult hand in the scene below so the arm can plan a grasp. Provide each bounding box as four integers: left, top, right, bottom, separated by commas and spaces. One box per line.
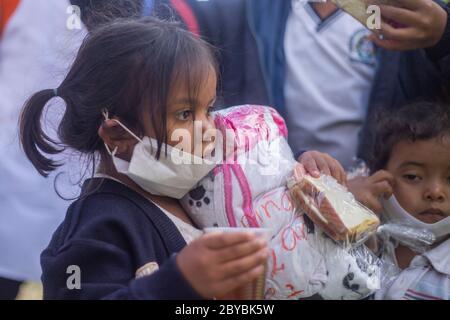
368, 0, 448, 51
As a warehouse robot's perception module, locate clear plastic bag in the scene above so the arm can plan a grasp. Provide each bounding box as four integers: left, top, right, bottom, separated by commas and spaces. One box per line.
377, 223, 436, 254
372, 223, 437, 297
288, 165, 380, 248
312, 230, 382, 300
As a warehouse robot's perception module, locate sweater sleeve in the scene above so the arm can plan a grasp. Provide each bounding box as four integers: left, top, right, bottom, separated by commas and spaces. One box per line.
41, 192, 203, 300
41, 238, 202, 300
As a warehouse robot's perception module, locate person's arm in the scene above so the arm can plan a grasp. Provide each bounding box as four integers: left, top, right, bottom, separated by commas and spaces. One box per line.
42, 194, 269, 300
41, 240, 201, 300
425, 2, 450, 61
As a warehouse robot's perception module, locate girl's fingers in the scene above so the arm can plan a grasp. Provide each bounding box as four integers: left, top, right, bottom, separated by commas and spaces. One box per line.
370, 170, 395, 185
365, 197, 384, 214
219, 265, 266, 295
372, 181, 394, 199
219, 247, 268, 280
203, 232, 255, 250
215, 237, 267, 263
327, 157, 347, 186
300, 154, 321, 177
314, 154, 331, 177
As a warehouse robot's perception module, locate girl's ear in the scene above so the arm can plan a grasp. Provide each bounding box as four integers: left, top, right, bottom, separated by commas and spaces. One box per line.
98, 119, 138, 158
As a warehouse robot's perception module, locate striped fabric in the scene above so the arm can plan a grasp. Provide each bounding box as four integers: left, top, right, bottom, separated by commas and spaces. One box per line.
377, 239, 450, 300
402, 268, 449, 300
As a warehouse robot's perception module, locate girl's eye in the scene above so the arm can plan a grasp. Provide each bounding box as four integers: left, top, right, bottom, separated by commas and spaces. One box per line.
176, 110, 192, 121
403, 174, 421, 182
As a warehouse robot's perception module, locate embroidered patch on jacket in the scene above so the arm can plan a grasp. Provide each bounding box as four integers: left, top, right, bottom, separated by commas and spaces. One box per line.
135, 262, 159, 279
349, 28, 376, 66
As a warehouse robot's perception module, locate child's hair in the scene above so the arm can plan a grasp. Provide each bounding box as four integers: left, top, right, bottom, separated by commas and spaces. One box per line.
370, 101, 450, 172
70, 0, 147, 30
19, 17, 218, 177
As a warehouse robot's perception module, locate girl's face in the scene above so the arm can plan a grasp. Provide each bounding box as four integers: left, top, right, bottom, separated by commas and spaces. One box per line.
386, 136, 450, 224
143, 67, 218, 158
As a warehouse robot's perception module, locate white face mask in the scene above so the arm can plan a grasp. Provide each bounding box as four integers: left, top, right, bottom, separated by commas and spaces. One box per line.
103, 112, 219, 199
381, 195, 450, 243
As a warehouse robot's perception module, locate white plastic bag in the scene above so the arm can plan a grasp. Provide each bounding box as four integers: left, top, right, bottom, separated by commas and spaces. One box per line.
182, 105, 381, 300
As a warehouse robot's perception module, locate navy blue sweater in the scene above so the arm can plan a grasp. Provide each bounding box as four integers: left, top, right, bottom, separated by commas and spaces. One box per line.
41, 178, 202, 300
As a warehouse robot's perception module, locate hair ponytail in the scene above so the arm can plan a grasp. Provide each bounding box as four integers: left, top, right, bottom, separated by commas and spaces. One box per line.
19, 89, 64, 177
19, 18, 218, 181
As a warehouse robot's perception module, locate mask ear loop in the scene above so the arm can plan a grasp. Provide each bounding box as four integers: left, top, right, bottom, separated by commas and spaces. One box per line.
101, 109, 145, 156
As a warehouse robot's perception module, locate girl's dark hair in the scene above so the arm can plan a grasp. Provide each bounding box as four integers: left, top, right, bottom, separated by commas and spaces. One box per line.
20, 17, 217, 177
370, 101, 450, 173
70, 0, 144, 30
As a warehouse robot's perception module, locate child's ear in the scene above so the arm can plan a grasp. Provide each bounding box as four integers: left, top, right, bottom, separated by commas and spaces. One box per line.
98, 119, 138, 157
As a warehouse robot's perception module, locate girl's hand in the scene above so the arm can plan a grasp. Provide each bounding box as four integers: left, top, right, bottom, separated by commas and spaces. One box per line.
176, 232, 268, 299
368, 0, 447, 51
347, 170, 394, 214
298, 151, 347, 186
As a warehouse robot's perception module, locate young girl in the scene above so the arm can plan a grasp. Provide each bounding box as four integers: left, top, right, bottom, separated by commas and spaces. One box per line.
19, 18, 344, 299
351, 102, 449, 300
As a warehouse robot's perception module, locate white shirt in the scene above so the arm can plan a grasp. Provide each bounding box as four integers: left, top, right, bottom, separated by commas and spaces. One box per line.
376, 238, 450, 300
284, 1, 376, 169
0, 0, 86, 281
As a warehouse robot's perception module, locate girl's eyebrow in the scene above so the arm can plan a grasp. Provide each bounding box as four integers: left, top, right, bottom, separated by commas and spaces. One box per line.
172, 96, 217, 107
399, 161, 425, 169
172, 98, 196, 106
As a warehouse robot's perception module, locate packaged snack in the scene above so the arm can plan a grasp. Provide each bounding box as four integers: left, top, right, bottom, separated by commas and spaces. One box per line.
288, 166, 380, 246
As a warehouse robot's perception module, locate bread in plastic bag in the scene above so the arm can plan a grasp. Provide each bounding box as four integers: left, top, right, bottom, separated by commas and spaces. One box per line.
287, 164, 380, 246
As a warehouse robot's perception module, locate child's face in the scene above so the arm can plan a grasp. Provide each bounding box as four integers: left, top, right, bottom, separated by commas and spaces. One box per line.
386, 136, 450, 224
144, 68, 217, 157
